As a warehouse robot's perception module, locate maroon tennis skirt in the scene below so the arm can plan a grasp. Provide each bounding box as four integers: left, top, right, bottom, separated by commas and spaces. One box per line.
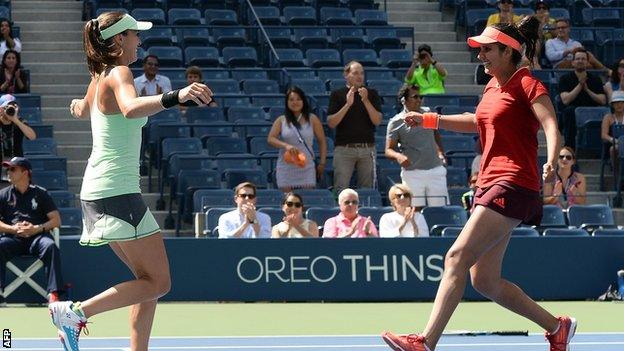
473, 181, 543, 226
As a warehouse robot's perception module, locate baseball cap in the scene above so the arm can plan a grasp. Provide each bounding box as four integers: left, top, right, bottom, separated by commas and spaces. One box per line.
612, 91, 624, 104
99, 14, 152, 40
2, 156, 32, 171
0, 94, 16, 108
535, 0, 550, 9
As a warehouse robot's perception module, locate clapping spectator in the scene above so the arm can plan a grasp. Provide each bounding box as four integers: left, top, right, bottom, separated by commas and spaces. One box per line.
379, 184, 428, 237
404, 45, 447, 95
486, 0, 523, 26
268, 87, 327, 191
601, 91, 624, 174
604, 57, 624, 103
271, 192, 319, 238
0, 95, 36, 161
545, 19, 607, 70
323, 188, 378, 238
543, 147, 586, 208
0, 50, 27, 94
0, 19, 21, 57
218, 182, 271, 238
134, 55, 171, 97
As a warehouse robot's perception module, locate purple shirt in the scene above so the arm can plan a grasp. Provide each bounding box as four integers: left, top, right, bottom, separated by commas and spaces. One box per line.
323, 213, 379, 238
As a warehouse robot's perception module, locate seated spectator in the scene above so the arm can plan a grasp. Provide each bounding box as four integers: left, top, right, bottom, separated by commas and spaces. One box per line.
486, 0, 523, 26
0, 50, 27, 94
543, 147, 586, 208
271, 192, 319, 238
378, 184, 428, 237
134, 55, 172, 97
600, 91, 624, 173
385, 83, 448, 210
558, 49, 606, 149
404, 44, 447, 95
268, 86, 327, 192
180, 66, 217, 115
535, 0, 556, 42
323, 188, 378, 238
0, 157, 63, 305
218, 182, 271, 238
604, 57, 624, 103
0, 94, 36, 165
545, 19, 607, 70
0, 19, 21, 57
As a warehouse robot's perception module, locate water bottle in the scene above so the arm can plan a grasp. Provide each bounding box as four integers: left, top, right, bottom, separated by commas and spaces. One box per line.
618, 270, 624, 297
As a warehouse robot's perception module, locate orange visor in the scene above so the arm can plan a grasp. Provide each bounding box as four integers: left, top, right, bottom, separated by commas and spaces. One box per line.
467, 26, 522, 52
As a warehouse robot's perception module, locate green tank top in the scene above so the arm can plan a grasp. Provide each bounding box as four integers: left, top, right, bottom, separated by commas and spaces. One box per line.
80, 79, 147, 200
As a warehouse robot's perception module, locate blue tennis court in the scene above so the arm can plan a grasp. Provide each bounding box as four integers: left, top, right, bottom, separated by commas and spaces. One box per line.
10, 333, 624, 350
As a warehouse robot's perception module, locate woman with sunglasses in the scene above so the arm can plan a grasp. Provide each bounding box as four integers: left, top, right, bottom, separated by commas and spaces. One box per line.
272, 192, 319, 238
543, 147, 586, 208
604, 57, 624, 103
383, 17, 575, 351
379, 184, 428, 237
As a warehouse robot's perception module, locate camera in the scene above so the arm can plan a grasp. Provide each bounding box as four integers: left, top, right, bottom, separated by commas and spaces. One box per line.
418, 53, 427, 60
4, 106, 15, 117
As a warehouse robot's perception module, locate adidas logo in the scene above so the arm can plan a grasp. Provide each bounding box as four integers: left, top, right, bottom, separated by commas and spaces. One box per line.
493, 197, 505, 208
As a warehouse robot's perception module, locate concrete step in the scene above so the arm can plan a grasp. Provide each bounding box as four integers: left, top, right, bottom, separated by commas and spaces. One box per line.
32, 84, 88, 96
394, 21, 455, 32
613, 209, 624, 226
44, 107, 78, 120
13, 1, 82, 10
428, 51, 471, 63
445, 84, 485, 95
27, 63, 88, 74
54, 131, 92, 145
43, 95, 77, 109
388, 11, 443, 22
33, 74, 91, 86
21, 31, 82, 42
16, 21, 85, 32
414, 31, 457, 42
586, 174, 614, 192
445, 73, 475, 85
58, 145, 92, 161
443, 62, 480, 75
24, 42, 84, 51
47, 119, 91, 132
12, 10, 83, 22
22, 51, 86, 63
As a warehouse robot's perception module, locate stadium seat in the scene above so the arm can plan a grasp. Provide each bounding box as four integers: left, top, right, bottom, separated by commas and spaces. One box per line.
331, 28, 366, 51
49, 191, 76, 208
346, 0, 378, 10
354, 9, 387, 25
294, 28, 329, 51
243, 79, 280, 95
306, 49, 342, 68
28, 156, 67, 173
258, 207, 284, 226
196, 189, 235, 212
358, 206, 393, 225
273, 49, 305, 67
343, 49, 379, 67
357, 188, 383, 207
306, 207, 340, 234
465, 8, 497, 37
252, 96, 283, 109
23, 138, 57, 156
575, 106, 611, 154
581, 8, 622, 27
147, 46, 183, 67
212, 153, 260, 174
283, 6, 317, 25
131, 8, 166, 25
204, 207, 235, 237
567, 204, 615, 231
549, 8, 571, 20
296, 189, 336, 207
442, 135, 476, 154
291, 79, 327, 96
264, 27, 294, 49
32, 171, 67, 191
422, 205, 468, 236
204, 79, 241, 95
538, 205, 568, 229
368, 79, 402, 96
367, 28, 402, 52
366, 68, 395, 81
205, 9, 238, 25
320, 7, 354, 25
192, 122, 234, 140
227, 106, 267, 121
177, 27, 211, 48
167, 0, 195, 8
185, 107, 225, 124
250, 6, 282, 25
543, 228, 590, 236
205, 136, 247, 155
58, 208, 82, 236
224, 169, 268, 189
379, 49, 411, 68
184, 47, 220, 67
593, 229, 624, 236
139, 27, 173, 48
19, 107, 42, 125
447, 187, 470, 206
212, 27, 247, 49
168, 8, 202, 25
441, 226, 463, 237
222, 47, 258, 67
171, 169, 221, 232
256, 189, 285, 207
231, 69, 268, 82
511, 227, 540, 237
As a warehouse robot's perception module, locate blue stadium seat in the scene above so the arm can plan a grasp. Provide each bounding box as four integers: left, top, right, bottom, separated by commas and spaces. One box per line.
343, 49, 379, 67
131, 8, 166, 25
379, 49, 412, 68
575, 106, 610, 153
196, 189, 235, 212
368, 79, 402, 96
28, 156, 67, 173
273, 49, 306, 67
264, 27, 294, 49
205, 9, 238, 25
422, 205, 468, 236
252, 96, 283, 109
346, 0, 378, 10
212, 153, 260, 174
184, 47, 220, 67
331, 28, 366, 51
212, 27, 247, 49
446, 166, 468, 187
354, 9, 387, 25
177, 28, 211, 48
447, 187, 470, 206
168, 8, 202, 25
20, 107, 42, 124
366, 68, 394, 80
224, 169, 268, 189
256, 189, 285, 207
249, 6, 282, 25
167, 0, 195, 8
185, 107, 226, 124
49, 191, 75, 208
296, 189, 336, 207
306, 207, 340, 234
543, 228, 589, 236
442, 135, 476, 154
249, 136, 275, 155
306, 49, 342, 68
58, 208, 82, 236
139, 27, 173, 48
269, 107, 284, 121
294, 28, 329, 51
231, 69, 268, 82
243, 79, 280, 95
320, 7, 354, 25
511, 227, 540, 237
14, 94, 42, 109
258, 207, 284, 226
283, 6, 317, 25
171, 169, 221, 232
582, 8, 622, 27
147, 46, 183, 67
357, 188, 383, 207
569, 28, 596, 53
290, 79, 327, 96
317, 68, 343, 82
32, 171, 67, 191
538, 205, 568, 229
204, 207, 234, 237
204, 79, 241, 95
235, 120, 271, 139
465, 8, 497, 37
367, 28, 402, 52
567, 204, 615, 230
549, 8, 570, 20
441, 226, 463, 237
203, 69, 230, 80
358, 206, 393, 225
227, 106, 267, 122
593, 229, 624, 236
95, 7, 128, 17
222, 47, 258, 67
127, 0, 164, 10
23, 138, 57, 156
203, 135, 246, 155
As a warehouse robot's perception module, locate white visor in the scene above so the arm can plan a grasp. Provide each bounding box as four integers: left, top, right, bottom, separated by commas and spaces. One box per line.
99, 14, 152, 40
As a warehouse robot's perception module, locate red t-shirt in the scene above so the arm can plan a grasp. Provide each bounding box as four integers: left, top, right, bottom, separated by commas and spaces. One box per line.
475, 68, 548, 192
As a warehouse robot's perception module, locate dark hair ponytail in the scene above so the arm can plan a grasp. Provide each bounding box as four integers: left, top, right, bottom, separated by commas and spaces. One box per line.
283, 86, 310, 129
83, 12, 125, 76
493, 15, 540, 66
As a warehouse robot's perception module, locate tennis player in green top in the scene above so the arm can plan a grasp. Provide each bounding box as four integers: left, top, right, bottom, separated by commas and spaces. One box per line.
48, 12, 213, 351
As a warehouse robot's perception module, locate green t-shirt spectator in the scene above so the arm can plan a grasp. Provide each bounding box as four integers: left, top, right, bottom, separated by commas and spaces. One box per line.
405, 67, 446, 95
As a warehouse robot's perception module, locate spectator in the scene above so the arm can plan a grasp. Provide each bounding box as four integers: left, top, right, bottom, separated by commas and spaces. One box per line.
327, 61, 382, 194
218, 182, 271, 238
378, 184, 428, 237
558, 49, 607, 149
535, 0, 556, 42
179, 66, 217, 115
543, 146, 586, 208
271, 192, 319, 238
0, 157, 62, 305
545, 19, 607, 70
268, 87, 327, 191
0, 94, 36, 161
0, 49, 27, 94
600, 91, 624, 174
404, 44, 447, 95
604, 57, 624, 103
323, 188, 378, 238
385, 83, 448, 210
486, 0, 523, 26
134, 54, 172, 97
0, 19, 21, 57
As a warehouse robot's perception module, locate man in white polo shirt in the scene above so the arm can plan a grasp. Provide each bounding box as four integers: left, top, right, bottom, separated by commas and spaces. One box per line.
134, 54, 172, 96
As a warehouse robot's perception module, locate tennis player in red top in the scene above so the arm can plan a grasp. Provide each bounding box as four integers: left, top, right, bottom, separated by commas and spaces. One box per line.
381, 17, 576, 351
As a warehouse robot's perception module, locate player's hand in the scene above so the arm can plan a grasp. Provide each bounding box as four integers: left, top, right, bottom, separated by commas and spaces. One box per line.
178, 82, 213, 106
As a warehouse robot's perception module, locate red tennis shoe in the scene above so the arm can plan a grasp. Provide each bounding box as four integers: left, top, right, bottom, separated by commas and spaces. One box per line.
545, 316, 577, 351
381, 332, 431, 351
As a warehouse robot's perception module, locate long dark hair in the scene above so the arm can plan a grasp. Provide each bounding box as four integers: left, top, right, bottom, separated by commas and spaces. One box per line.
282, 192, 304, 211
83, 12, 127, 76
0, 19, 14, 40
610, 57, 623, 86
1, 49, 21, 72
283, 86, 310, 129
493, 15, 540, 66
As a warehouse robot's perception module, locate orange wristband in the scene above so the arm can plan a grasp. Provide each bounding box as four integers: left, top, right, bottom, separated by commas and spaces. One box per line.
422, 112, 439, 129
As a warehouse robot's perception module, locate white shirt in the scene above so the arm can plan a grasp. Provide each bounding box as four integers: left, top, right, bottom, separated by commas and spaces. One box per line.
0, 38, 21, 57
218, 209, 272, 238
545, 37, 582, 67
134, 73, 172, 96
379, 211, 429, 238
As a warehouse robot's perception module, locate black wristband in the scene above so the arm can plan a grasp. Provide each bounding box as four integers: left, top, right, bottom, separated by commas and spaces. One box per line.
161, 89, 180, 109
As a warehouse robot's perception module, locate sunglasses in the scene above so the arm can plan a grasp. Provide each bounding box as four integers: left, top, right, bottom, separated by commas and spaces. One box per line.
343, 200, 359, 206
394, 193, 411, 200
237, 193, 256, 199
558, 154, 573, 160
285, 201, 302, 208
